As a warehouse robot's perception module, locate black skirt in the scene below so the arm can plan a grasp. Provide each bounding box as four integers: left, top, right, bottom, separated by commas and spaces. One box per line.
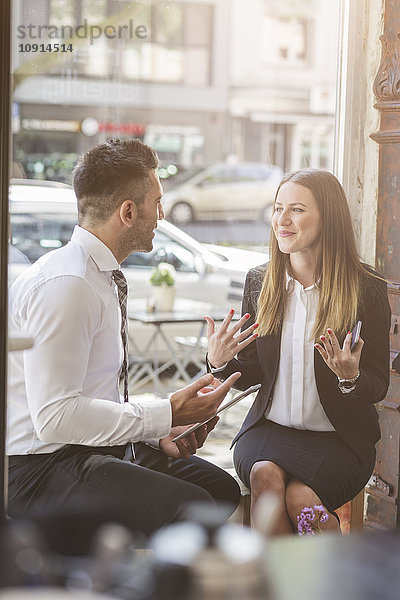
233, 418, 375, 512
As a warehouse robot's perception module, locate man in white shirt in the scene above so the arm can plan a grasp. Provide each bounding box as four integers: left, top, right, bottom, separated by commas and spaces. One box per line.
7, 139, 241, 537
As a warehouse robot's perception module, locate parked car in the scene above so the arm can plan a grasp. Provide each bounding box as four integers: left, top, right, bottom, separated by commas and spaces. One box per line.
161, 162, 283, 225
9, 179, 266, 304
9, 179, 266, 365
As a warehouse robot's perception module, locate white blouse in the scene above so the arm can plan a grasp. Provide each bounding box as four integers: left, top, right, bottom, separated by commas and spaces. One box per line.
265, 274, 335, 431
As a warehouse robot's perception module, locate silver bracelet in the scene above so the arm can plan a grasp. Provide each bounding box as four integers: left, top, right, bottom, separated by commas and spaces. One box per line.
337, 370, 360, 384
337, 370, 360, 394
338, 382, 356, 394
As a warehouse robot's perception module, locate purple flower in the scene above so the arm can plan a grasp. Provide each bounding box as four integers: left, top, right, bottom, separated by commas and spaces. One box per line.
313, 504, 329, 524
296, 504, 329, 535
300, 507, 315, 522
319, 512, 329, 524
298, 521, 314, 535
297, 511, 315, 535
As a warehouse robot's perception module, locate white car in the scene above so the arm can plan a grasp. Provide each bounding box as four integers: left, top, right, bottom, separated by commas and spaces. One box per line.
9, 180, 266, 365
9, 179, 266, 306
162, 162, 283, 225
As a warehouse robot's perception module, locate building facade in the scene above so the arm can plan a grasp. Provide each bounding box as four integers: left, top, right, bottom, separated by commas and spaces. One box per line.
229, 0, 338, 171
12, 0, 230, 182
12, 0, 338, 183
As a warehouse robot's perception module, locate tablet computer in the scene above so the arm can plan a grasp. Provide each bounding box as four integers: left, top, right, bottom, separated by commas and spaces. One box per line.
172, 383, 261, 443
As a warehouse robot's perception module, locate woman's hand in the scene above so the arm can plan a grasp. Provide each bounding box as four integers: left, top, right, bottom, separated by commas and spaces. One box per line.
314, 328, 364, 380
204, 309, 259, 368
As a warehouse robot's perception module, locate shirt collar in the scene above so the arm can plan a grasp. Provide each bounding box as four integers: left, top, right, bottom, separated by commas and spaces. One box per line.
71, 225, 120, 272
285, 271, 293, 291
285, 271, 318, 292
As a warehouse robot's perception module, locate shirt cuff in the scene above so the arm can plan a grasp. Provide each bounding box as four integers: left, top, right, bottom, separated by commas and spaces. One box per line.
143, 438, 161, 450
132, 396, 172, 441
206, 356, 228, 373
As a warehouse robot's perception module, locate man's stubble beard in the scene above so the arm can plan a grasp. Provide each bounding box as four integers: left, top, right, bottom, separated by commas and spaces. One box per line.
118, 223, 153, 260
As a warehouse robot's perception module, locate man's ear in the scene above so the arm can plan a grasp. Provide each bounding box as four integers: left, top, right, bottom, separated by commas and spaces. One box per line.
119, 199, 137, 227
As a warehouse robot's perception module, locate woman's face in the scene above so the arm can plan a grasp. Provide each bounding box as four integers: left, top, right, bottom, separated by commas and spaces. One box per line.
271, 181, 322, 257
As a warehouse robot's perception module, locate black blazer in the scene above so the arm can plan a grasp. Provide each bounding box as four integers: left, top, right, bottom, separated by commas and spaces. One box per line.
212, 264, 391, 462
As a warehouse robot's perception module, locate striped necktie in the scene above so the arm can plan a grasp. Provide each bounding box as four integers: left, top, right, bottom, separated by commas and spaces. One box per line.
112, 269, 129, 404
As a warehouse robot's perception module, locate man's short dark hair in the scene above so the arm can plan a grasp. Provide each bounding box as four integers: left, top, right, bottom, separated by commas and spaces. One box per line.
73, 138, 159, 225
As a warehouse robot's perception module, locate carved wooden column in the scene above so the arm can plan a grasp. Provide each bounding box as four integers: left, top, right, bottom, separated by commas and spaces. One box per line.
367, 0, 400, 530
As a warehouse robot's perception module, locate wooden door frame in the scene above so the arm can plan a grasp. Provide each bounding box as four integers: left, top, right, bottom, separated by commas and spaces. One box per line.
0, 0, 11, 521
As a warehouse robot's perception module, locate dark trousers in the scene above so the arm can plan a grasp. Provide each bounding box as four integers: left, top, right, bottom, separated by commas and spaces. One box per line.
8, 443, 241, 541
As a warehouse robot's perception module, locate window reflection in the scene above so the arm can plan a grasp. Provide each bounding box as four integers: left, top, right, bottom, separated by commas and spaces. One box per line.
49, 0, 75, 27
9, 187, 196, 273
10, 212, 76, 262
12, 0, 339, 246
123, 231, 196, 272
43, 1, 213, 85
262, 16, 308, 66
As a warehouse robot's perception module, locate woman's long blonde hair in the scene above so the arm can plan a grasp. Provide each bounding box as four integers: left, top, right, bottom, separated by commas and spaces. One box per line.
257, 169, 383, 341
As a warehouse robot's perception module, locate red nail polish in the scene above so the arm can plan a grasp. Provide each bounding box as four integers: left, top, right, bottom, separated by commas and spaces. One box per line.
327, 329, 332, 334
347, 331, 351, 335
254, 323, 259, 328
253, 333, 258, 338
245, 313, 250, 318
229, 309, 234, 314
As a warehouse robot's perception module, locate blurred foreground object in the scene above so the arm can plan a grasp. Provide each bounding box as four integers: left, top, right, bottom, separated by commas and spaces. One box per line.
151, 502, 272, 599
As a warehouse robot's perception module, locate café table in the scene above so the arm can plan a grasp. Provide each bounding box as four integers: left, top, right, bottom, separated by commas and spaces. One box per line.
127, 298, 231, 396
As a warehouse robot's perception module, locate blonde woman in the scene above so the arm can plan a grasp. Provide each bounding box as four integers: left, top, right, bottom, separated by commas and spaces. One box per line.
205, 169, 391, 534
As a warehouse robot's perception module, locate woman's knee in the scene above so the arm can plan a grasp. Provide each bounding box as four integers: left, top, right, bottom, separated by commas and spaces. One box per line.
285, 480, 319, 521
249, 461, 287, 495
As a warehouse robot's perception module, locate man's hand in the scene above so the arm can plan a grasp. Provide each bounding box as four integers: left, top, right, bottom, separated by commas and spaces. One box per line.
170, 372, 241, 427
160, 416, 219, 459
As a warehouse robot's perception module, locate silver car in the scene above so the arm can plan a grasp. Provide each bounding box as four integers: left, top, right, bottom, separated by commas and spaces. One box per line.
162, 162, 283, 225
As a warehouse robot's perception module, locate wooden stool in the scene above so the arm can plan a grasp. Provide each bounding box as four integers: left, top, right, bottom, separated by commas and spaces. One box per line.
228, 469, 251, 526
336, 489, 365, 534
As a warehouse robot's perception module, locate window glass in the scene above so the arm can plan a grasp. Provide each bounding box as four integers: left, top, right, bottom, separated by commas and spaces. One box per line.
123, 231, 196, 272
7, 0, 342, 465
262, 16, 308, 66
48, 0, 76, 27
11, 0, 340, 244
152, 2, 184, 45
10, 212, 76, 262
10, 0, 341, 399
234, 166, 271, 182
184, 5, 213, 47
200, 168, 238, 186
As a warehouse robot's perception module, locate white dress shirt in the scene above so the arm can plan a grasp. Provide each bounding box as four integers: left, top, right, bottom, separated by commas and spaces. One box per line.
265, 274, 335, 431
7, 226, 172, 455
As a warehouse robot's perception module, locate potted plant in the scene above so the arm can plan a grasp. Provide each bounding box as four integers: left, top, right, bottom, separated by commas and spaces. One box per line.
149, 262, 176, 312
